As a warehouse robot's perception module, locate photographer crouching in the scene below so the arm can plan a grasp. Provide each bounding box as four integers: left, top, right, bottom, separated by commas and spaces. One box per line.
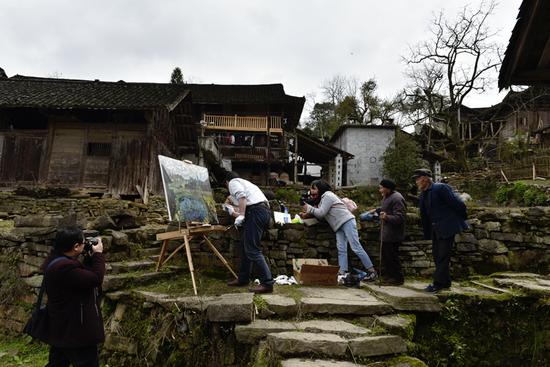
41, 226, 105, 367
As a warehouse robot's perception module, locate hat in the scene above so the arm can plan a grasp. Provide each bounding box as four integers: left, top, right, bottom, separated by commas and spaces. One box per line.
412, 168, 432, 179
379, 179, 396, 191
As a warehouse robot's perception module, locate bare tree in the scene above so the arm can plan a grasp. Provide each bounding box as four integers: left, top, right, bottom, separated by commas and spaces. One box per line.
321, 75, 348, 106
403, 0, 501, 169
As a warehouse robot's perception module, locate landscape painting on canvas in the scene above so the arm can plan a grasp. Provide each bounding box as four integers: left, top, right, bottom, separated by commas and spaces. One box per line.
158, 155, 218, 224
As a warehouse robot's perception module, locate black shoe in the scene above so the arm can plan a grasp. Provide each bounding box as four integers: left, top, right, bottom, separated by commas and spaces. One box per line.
381, 278, 404, 286
227, 279, 249, 287
248, 284, 273, 294
424, 284, 449, 293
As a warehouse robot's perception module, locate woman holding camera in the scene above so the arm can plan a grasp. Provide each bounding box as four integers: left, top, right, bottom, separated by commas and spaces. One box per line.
42, 226, 105, 367
300, 179, 377, 281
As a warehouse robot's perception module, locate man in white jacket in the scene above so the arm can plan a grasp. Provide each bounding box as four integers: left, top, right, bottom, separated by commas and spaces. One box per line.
224, 171, 274, 294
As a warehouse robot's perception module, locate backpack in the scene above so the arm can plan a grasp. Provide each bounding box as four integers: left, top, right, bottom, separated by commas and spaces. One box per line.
341, 197, 358, 213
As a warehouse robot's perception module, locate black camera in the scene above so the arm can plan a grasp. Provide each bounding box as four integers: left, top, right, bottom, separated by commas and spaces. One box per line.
82, 230, 99, 257
299, 190, 312, 206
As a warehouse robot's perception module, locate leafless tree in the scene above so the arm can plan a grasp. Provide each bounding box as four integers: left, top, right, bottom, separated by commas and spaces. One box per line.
403, 0, 502, 169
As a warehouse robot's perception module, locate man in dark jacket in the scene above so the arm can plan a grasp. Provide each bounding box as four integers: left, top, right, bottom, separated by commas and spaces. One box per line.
414, 169, 468, 292
44, 226, 105, 367
377, 179, 406, 285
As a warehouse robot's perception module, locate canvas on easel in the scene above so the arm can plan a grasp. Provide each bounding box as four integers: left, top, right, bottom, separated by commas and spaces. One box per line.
156, 155, 236, 295
158, 155, 218, 224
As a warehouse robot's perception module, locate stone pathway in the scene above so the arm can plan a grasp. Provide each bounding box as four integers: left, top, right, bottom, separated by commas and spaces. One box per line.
101, 269, 549, 367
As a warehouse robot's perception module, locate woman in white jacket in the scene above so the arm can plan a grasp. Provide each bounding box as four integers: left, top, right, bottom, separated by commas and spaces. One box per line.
301, 179, 377, 280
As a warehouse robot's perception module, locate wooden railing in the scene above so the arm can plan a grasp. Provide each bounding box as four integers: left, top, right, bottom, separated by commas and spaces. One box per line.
203, 114, 283, 133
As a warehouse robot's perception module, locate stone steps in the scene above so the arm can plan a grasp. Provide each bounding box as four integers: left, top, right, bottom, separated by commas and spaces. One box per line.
266, 331, 407, 359
280, 356, 427, 367
235, 319, 371, 345
102, 270, 175, 292
297, 287, 393, 316
107, 260, 156, 274
281, 359, 365, 367
361, 282, 441, 312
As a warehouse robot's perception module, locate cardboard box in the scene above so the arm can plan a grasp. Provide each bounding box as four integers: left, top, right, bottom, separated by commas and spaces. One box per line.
292, 258, 339, 286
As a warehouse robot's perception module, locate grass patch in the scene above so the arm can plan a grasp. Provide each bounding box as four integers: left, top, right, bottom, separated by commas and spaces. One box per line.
0, 334, 48, 367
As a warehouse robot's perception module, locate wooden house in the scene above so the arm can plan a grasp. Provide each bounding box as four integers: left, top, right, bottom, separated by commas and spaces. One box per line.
181, 83, 306, 184
0, 75, 192, 196
0, 74, 308, 192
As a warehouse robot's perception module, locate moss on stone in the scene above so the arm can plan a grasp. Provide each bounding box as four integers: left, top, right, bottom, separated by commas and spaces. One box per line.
411, 293, 550, 366
0, 333, 49, 367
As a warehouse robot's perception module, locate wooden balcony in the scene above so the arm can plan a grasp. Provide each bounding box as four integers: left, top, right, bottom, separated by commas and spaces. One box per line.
203, 114, 283, 133
220, 146, 286, 162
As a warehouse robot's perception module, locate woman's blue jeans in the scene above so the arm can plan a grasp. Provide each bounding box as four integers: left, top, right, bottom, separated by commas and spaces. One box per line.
335, 218, 374, 273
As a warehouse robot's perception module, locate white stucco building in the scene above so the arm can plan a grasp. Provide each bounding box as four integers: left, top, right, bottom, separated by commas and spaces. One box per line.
330, 125, 396, 186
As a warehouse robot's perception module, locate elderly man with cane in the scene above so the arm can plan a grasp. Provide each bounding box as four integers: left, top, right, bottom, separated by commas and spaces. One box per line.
362, 179, 406, 286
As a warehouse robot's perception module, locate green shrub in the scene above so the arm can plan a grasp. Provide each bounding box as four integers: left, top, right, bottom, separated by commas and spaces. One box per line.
495, 182, 549, 206
495, 185, 513, 204
382, 130, 428, 191
523, 188, 548, 206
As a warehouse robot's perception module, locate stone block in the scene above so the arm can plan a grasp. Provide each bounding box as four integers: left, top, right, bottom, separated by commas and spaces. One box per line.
14, 215, 63, 228
267, 331, 348, 357
483, 221, 501, 232
87, 215, 117, 231
490, 232, 523, 242
284, 229, 305, 242
206, 293, 254, 322
478, 239, 508, 254
104, 334, 138, 354
455, 233, 478, 244
235, 320, 297, 344
303, 248, 318, 258
349, 335, 407, 357
259, 294, 298, 317
109, 230, 129, 246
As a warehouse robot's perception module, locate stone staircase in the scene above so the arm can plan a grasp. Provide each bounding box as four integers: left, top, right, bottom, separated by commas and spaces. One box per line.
102, 281, 437, 366
240, 285, 435, 366
97, 256, 550, 367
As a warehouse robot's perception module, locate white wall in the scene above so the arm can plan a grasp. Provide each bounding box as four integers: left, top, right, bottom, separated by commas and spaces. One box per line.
332, 127, 395, 186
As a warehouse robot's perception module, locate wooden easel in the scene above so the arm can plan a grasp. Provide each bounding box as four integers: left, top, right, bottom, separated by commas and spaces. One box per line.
155, 222, 238, 295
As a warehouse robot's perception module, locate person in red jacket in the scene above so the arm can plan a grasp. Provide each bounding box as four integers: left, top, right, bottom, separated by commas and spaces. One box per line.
42, 226, 105, 367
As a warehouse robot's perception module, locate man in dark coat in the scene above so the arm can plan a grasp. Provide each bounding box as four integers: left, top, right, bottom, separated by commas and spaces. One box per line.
414, 169, 468, 292
377, 179, 406, 285
44, 226, 105, 367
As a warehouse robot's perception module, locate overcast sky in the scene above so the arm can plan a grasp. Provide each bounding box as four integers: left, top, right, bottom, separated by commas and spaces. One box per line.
2, 0, 522, 118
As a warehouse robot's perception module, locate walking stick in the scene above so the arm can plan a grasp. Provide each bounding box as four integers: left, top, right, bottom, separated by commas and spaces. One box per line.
378, 219, 383, 287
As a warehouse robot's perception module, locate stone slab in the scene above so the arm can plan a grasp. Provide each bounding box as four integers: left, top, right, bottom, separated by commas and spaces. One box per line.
374, 314, 415, 340
109, 260, 155, 274
102, 271, 174, 292
258, 294, 298, 317
299, 287, 392, 315
348, 335, 407, 357
490, 272, 542, 279
206, 293, 254, 322
267, 331, 348, 357
362, 284, 441, 312
281, 359, 365, 367
296, 320, 370, 338
235, 319, 297, 344
104, 334, 137, 355
493, 278, 550, 297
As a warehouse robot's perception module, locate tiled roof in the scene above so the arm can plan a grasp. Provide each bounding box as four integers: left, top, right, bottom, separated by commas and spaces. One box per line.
185, 83, 297, 104
0, 76, 189, 110
499, 0, 550, 89
1, 75, 306, 127
5, 75, 305, 107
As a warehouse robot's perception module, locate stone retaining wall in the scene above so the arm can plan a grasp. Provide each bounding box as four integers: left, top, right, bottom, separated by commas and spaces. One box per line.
0, 193, 549, 281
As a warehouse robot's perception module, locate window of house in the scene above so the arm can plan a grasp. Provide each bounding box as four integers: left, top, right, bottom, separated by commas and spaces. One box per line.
87, 142, 111, 156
